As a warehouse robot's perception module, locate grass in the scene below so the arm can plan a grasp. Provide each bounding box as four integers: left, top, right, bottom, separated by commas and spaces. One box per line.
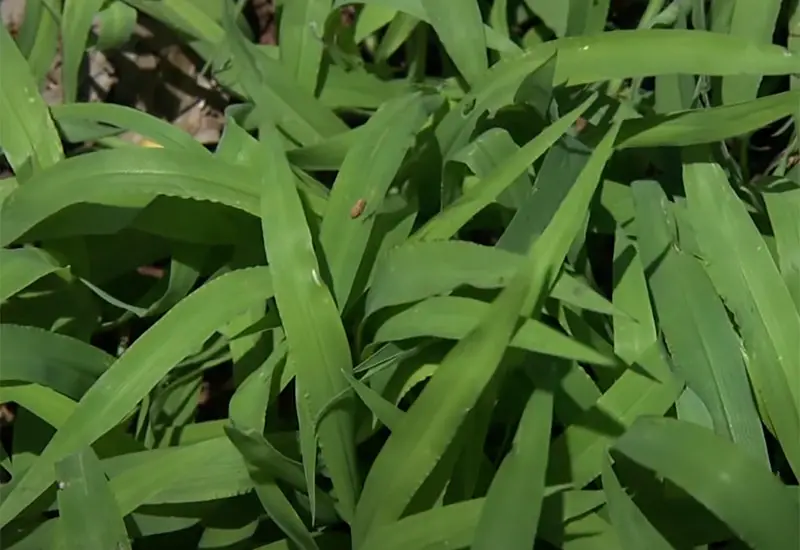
0, 0, 799, 548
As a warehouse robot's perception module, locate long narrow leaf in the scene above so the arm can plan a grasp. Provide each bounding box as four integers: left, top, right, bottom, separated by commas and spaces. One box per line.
471, 370, 555, 549
683, 148, 800, 475
56, 447, 132, 550
0, 24, 63, 181
613, 417, 800, 550
252, 123, 359, 519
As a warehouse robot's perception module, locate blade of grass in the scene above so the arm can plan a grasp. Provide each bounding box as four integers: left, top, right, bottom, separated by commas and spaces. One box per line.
683, 148, 800, 476
16, 0, 62, 83
0, 324, 114, 400
109, 437, 251, 510
613, 417, 800, 550
612, 227, 657, 364
221, 8, 347, 146
279, 0, 331, 94
0, 246, 64, 302
354, 4, 396, 42
123, 0, 224, 44
0, 24, 63, 182
496, 130, 591, 253
617, 91, 800, 149
374, 12, 419, 63
0, 148, 259, 247
547, 342, 683, 488
359, 488, 593, 550
61, 0, 106, 103
762, 176, 800, 311
434, 52, 555, 175
421, 0, 487, 85
334, 0, 520, 54
226, 428, 320, 550
56, 447, 132, 550
319, 91, 439, 309
722, 0, 782, 105
366, 240, 620, 318
285, 126, 363, 171
633, 179, 769, 465
95, 1, 138, 51
548, 29, 800, 85
601, 454, 673, 550
50, 103, 209, 153
371, 295, 621, 368
471, 366, 555, 549
251, 122, 359, 519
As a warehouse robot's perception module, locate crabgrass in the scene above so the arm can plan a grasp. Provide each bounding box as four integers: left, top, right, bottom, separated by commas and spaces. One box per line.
0, 0, 799, 549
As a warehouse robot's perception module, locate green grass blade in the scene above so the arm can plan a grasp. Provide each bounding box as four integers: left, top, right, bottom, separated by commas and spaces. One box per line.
50, 103, 209, 153
0, 324, 113, 400
366, 240, 619, 317
601, 455, 672, 550
109, 437, 252, 511
0, 149, 258, 247
0, 246, 64, 302
353, 121, 619, 545
16, 0, 62, 83
286, 126, 363, 171
0, 267, 275, 528
496, 130, 589, 253
360, 499, 481, 550
123, 0, 225, 44
319, 91, 439, 309
617, 91, 800, 149
524, 0, 569, 36
279, 0, 331, 94
340, 368, 405, 431
358, 488, 591, 550
374, 12, 419, 63
354, 4, 396, 42
227, 428, 320, 550
0, 24, 63, 181
61, 0, 106, 103
413, 93, 596, 241
371, 296, 621, 368
683, 149, 800, 475
95, 1, 138, 51
221, 8, 347, 146
434, 51, 555, 167
762, 176, 800, 311
471, 373, 554, 550
613, 417, 800, 550
56, 447, 132, 550
223, 427, 326, 500
633, 179, 769, 464
420, 27, 800, 92
451, 128, 531, 210
548, 29, 800, 85
722, 0, 782, 105
489, 0, 509, 42
421, 0, 487, 85
612, 228, 657, 363
547, 342, 683, 488
252, 122, 359, 519
334, 0, 520, 54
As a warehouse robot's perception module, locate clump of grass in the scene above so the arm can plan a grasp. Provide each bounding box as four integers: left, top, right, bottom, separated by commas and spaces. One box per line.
0, 1, 798, 549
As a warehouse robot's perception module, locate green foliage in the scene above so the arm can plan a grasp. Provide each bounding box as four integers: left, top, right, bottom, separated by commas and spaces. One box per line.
1, 0, 799, 549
